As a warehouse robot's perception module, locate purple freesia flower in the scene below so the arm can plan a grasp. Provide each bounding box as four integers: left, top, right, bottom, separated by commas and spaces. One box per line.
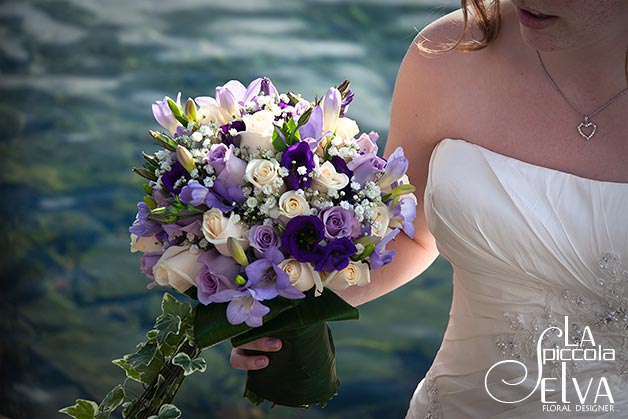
298, 105, 323, 141
195, 249, 241, 305
196, 78, 269, 110
205, 179, 245, 212
226, 294, 270, 327
282, 216, 325, 263
217, 145, 247, 188
152, 92, 181, 135
339, 89, 354, 117
321, 87, 341, 133
129, 202, 163, 238
314, 238, 357, 272
248, 224, 280, 258
356, 131, 379, 155
280, 141, 316, 190
161, 161, 191, 194
179, 181, 209, 206
377, 147, 409, 188
162, 217, 203, 242
370, 228, 399, 269
245, 247, 304, 301
347, 152, 386, 184
259, 77, 278, 97
389, 196, 416, 239
319, 206, 360, 239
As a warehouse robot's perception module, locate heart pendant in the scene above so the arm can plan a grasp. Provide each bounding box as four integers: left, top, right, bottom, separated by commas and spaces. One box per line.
577, 120, 596, 141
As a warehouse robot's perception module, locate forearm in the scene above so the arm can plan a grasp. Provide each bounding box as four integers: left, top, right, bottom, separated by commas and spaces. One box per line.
336, 232, 439, 306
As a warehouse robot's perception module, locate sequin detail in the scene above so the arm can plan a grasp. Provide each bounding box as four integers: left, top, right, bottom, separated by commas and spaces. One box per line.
423, 372, 441, 419
495, 252, 628, 384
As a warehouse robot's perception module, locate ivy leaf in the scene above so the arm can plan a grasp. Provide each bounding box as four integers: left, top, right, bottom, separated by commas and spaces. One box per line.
154, 313, 181, 345
127, 341, 157, 368
172, 353, 207, 376
161, 293, 192, 321
94, 385, 125, 419
59, 399, 98, 419
112, 357, 141, 382
147, 404, 181, 419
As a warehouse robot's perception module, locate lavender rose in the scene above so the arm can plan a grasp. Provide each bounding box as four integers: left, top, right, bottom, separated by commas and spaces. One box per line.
195, 249, 241, 305
248, 224, 280, 257
319, 206, 360, 239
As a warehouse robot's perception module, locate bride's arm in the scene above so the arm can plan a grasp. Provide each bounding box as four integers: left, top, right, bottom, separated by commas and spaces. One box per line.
231, 24, 455, 367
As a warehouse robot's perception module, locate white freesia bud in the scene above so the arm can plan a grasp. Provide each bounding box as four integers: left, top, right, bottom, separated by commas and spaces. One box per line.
278, 258, 320, 292
245, 158, 282, 191
202, 208, 249, 256
371, 203, 390, 237
312, 161, 349, 193
176, 145, 196, 173
239, 109, 276, 153
325, 261, 371, 291
152, 246, 202, 292
278, 190, 310, 224
130, 233, 162, 253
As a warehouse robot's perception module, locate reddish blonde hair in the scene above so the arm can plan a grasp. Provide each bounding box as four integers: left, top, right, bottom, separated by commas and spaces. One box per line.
418, 0, 502, 53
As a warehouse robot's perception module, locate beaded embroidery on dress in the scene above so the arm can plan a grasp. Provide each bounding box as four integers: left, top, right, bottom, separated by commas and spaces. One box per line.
406, 138, 628, 419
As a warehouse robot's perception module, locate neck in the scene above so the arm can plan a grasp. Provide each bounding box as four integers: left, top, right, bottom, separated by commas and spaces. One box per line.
535, 31, 628, 108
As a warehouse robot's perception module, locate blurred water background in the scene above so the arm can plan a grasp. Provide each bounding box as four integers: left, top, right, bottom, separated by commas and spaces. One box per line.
0, 0, 459, 418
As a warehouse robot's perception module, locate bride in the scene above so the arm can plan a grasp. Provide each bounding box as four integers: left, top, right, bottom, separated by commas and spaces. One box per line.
230, 0, 628, 417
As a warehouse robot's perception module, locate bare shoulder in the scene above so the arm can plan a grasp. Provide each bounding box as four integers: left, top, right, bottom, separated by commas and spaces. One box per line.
390, 3, 518, 147
388, 8, 485, 150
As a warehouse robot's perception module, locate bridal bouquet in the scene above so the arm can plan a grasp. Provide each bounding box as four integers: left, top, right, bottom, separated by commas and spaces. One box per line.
61, 78, 416, 418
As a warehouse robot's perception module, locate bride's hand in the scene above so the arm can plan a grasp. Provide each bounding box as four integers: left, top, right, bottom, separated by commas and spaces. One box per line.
229, 337, 283, 370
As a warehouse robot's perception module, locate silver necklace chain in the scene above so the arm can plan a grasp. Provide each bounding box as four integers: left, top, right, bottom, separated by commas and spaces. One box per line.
536, 49, 628, 141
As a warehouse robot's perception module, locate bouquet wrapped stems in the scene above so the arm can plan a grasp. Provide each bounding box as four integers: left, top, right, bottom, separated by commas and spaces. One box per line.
241, 322, 339, 407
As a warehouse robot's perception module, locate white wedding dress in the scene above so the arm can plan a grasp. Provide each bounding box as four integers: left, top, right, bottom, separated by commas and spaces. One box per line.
406, 138, 628, 419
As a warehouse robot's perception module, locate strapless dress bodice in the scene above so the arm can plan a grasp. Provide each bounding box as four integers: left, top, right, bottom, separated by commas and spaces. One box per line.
406, 138, 628, 419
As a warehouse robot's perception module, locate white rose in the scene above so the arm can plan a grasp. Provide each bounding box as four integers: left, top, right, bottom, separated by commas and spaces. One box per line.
312, 161, 349, 193
278, 190, 310, 224
152, 246, 202, 292
202, 208, 249, 256
278, 258, 321, 292
371, 203, 390, 237
324, 261, 371, 291
245, 158, 281, 190
238, 109, 276, 152
130, 233, 163, 253
334, 117, 359, 140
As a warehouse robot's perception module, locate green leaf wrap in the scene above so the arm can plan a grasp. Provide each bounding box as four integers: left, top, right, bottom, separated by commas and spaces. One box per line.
231, 290, 359, 407
242, 322, 339, 407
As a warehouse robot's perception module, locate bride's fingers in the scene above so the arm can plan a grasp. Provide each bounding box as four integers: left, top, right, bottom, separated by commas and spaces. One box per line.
230, 347, 269, 370
229, 338, 283, 370
236, 337, 282, 352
